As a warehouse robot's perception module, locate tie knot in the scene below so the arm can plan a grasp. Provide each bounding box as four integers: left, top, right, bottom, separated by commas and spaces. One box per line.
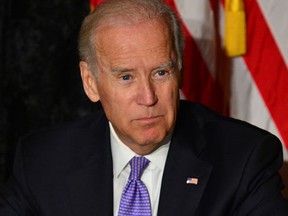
129, 156, 150, 180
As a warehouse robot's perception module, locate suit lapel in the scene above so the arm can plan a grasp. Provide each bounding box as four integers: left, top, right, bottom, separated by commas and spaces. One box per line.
65, 112, 114, 216
157, 146, 212, 216
158, 103, 213, 216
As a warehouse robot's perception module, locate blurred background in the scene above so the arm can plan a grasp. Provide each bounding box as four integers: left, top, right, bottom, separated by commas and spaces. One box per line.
1, 0, 288, 198
0, 0, 93, 181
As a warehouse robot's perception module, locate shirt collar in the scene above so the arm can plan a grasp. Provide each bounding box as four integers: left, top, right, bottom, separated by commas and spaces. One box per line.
109, 122, 170, 178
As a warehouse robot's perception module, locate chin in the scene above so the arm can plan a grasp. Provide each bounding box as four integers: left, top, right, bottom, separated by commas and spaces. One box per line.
137, 132, 167, 146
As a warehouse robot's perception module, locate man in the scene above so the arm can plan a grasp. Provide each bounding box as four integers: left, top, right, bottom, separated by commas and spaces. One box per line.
1, 0, 288, 215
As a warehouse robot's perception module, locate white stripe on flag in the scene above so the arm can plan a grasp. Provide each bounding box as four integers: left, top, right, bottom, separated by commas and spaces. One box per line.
174, 0, 216, 77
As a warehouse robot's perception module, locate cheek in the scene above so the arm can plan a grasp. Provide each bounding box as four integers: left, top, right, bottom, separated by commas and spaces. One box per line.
163, 84, 179, 120
100, 90, 133, 123
159, 81, 179, 104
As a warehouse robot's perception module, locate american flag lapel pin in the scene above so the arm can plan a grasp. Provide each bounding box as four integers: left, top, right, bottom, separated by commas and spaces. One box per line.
186, 177, 199, 185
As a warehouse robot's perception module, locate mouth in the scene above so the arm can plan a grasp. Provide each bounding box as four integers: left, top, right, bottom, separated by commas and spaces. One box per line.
135, 115, 162, 124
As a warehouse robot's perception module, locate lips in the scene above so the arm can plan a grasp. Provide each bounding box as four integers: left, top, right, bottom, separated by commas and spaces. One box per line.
134, 115, 162, 124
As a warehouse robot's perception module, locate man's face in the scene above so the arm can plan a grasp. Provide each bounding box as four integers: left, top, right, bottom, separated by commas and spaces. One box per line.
85, 19, 180, 154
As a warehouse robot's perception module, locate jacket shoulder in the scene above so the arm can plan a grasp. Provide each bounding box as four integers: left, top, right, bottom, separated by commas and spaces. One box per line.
22, 106, 106, 146
15, 107, 109, 171
179, 100, 274, 137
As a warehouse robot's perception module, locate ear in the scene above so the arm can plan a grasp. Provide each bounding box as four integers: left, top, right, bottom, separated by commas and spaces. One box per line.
79, 61, 100, 102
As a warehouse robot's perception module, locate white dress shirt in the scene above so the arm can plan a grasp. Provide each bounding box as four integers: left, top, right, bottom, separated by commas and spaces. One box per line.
109, 122, 170, 216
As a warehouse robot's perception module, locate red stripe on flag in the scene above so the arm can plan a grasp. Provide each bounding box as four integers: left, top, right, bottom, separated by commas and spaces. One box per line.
181, 25, 225, 114
165, 0, 225, 114
244, 0, 288, 148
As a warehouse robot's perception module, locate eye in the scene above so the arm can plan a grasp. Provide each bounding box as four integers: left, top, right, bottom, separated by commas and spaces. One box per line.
154, 70, 170, 79
118, 74, 134, 84
156, 70, 167, 76
120, 74, 132, 81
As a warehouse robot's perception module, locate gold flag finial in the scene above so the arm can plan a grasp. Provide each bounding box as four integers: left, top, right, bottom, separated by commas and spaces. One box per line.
224, 0, 246, 57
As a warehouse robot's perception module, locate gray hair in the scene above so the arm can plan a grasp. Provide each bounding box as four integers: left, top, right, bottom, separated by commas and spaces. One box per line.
78, 0, 184, 77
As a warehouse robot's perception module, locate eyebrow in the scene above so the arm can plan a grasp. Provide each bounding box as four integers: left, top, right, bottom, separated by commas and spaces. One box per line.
156, 60, 173, 69
111, 68, 133, 73
110, 60, 174, 73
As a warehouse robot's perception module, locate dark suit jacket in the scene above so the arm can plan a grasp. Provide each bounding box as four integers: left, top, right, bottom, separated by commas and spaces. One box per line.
1, 100, 288, 215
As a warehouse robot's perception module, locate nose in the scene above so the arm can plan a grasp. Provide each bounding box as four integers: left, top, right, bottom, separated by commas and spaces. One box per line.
136, 79, 158, 106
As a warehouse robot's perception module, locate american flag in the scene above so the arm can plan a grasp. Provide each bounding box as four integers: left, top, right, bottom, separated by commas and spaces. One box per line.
186, 177, 199, 185
164, 0, 288, 161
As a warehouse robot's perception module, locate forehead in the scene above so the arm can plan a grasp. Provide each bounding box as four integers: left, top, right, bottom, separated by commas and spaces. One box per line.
94, 18, 174, 63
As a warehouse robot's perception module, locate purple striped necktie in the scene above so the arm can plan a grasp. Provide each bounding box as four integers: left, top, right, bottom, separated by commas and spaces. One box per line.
118, 156, 152, 216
